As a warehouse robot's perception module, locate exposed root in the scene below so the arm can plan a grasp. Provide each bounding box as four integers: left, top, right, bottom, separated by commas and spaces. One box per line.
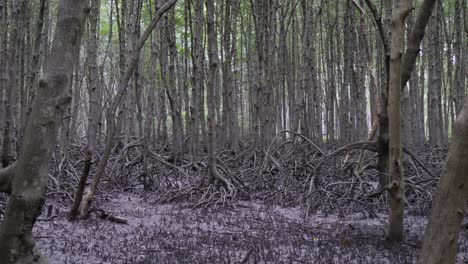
40, 141, 444, 217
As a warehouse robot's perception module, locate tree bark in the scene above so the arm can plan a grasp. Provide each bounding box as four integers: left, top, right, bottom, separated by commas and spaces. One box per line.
387, 0, 413, 241
0, 0, 5, 148
427, 5, 444, 147
165, 9, 184, 156
340, 1, 352, 143
222, 0, 240, 150
418, 97, 468, 264
191, 0, 204, 155
453, 0, 465, 117
0, 0, 88, 262
69, 0, 101, 220
2, 0, 25, 168
206, 0, 221, 184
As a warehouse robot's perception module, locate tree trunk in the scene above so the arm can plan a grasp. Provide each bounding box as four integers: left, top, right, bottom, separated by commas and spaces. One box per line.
387, 0, 412, 241
222, 0, 239, 150
340, 1, 352, 143
2, 0, 24, 168
418, 97, 468, 264
77, 0, 178, 216
69, 0, 101, 220
427, 5, 444, 147
0, 0, 88, 262
206, 0, 220, 184
453, 0, 465, 117
191, 0, 204, 155
0, 0, 5, 151
165, 9, 184, 156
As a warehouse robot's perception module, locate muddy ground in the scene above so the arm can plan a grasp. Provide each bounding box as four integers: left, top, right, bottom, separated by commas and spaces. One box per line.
0, 145, 465, 263
25, 191, 467, 264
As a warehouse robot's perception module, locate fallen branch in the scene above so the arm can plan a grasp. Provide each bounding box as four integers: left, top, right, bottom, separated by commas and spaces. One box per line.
90, 208, 128, 224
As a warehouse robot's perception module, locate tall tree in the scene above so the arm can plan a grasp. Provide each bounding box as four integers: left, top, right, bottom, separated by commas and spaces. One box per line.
76, 0, 178, 216
387, 0, 413, 241
1, 0, 25, 168
0, 0, 88, 261
69, 0, 101, 219
418, 97, 468, 264
453, 0, 465, 116
222, 0, 240, 150
191, 0, 204, 155
427, 3, 444, 147
0, 0, 5, 151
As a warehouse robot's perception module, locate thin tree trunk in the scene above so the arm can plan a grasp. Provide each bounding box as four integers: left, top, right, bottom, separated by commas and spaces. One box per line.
191, 0, 204, 155
165, 9, 184, 156
340, 1, 352, 143
0, 0, 6, 152
206, 0, 221, 184
2, 0, 24, 168
427, 4, 443, 147
387, 0, 412, 241
77, 0, 178, 216
453, 0, 465, 117
69, 0, 101, 219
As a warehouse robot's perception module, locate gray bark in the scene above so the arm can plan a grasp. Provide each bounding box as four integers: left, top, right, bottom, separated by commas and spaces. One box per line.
418, 97, 468, 264
0, 0, 88, 261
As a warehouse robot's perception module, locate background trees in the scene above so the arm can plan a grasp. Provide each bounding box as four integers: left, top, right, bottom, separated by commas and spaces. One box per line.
0, 0, 463, 164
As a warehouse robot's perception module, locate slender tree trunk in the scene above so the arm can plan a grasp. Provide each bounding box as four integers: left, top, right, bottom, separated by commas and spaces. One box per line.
418, 40, 426, 142
2, 0, 24, 168
191, 0, 204, 155
77, 0, 178, 216
69, 0, 101, 219
340, 1, 352, 143
325, 2, 335, 142
183, 0, 190, 149
206, 0, 220, 183
427, 5, 443, 147
166, 9, 184, 156
21, 0, 46, 147
453, 0, 465, 117
222, 0, 240, 150
387, 0, 412, 241
0, 0, 6, 150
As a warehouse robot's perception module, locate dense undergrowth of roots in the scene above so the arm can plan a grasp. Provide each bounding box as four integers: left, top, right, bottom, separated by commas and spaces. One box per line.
0, 140, 463, 263
35, 139, 447, 216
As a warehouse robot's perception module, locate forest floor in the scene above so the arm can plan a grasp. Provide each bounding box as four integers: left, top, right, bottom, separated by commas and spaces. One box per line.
30, 191, 468, 264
